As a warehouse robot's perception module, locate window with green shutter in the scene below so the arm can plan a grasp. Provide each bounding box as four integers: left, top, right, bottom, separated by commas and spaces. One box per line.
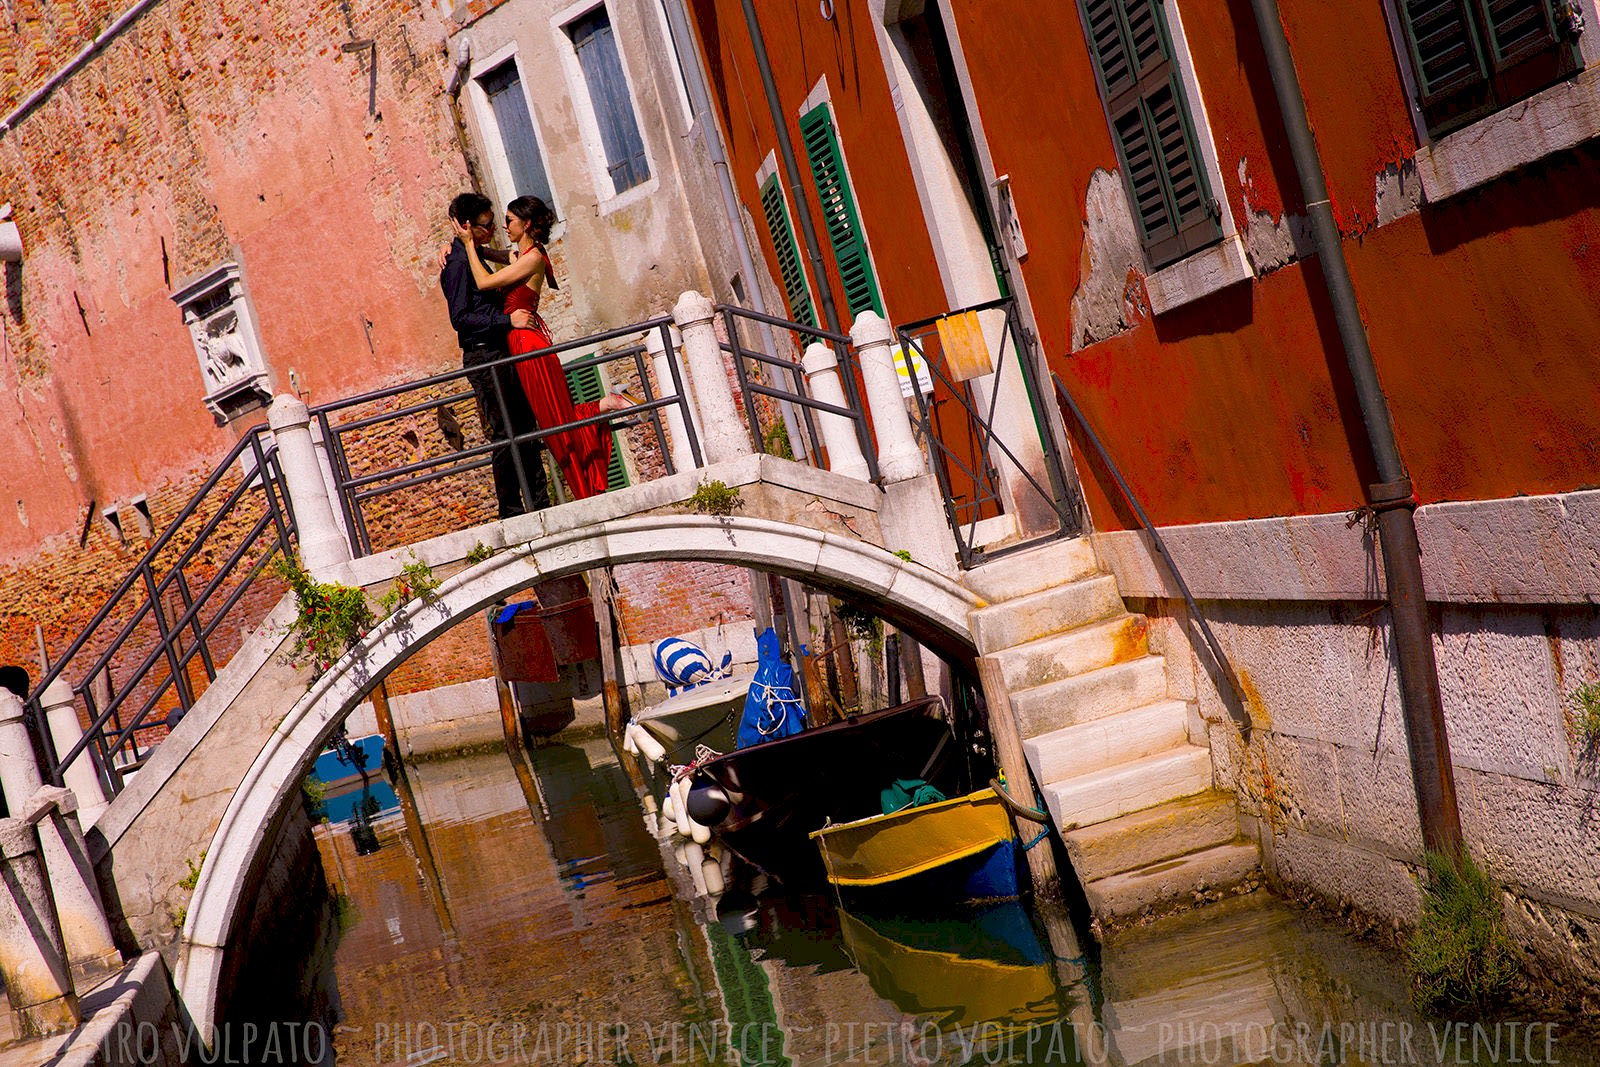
1077, 0, 1222, 270
564, 361, 629, 493
798, 104, 885, 319
758, 174, 816, 328
1395, 0, 1579, 137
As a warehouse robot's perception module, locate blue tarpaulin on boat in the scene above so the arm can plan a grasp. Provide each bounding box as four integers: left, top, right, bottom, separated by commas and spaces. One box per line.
494, 601, 536, 625
735, 627, 807, 749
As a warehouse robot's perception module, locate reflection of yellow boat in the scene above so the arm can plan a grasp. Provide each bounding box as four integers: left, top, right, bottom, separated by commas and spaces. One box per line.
810, 788, 1019, 898
838, 904, 1060, 1032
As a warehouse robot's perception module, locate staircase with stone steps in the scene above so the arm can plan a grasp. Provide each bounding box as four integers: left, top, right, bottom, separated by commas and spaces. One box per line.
964, 537, 1258, 922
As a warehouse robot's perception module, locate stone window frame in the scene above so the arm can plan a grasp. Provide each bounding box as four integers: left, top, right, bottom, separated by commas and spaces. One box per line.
1084, 0, 1251, 315
466, 41, 564, 225
1380, 0, 1600, 203
550, 0, 662, 214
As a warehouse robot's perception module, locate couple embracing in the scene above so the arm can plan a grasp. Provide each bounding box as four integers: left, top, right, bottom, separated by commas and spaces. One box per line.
439, 192, 631, 518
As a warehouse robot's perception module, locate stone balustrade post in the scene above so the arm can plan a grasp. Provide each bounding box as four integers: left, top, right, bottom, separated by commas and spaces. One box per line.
0, 690, 42, 814
22, 788, 121, 989
0, 818, 78, 1037
268, 395, 352, 575
308, 418, 352, 547
851, 311, 926, 483
672, 292, 751, 466
644, 323, 699, 474
801, 343, 871, 481
40, 680, 107, 829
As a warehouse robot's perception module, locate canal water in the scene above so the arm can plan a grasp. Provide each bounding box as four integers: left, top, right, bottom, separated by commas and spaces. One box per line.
277, 729, 1600, 1067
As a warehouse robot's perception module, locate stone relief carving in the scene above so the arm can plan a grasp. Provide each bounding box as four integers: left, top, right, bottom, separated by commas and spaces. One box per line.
171, 263, 271, 424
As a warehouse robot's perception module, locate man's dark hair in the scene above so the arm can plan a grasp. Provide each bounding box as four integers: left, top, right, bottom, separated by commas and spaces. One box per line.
449, 192, 493, 224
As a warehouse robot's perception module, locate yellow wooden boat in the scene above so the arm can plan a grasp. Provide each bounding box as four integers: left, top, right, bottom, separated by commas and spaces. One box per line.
810, 787, 1019, 898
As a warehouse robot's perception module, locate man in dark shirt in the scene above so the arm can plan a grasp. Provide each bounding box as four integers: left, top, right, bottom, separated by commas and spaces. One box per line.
441, 192, 550, 518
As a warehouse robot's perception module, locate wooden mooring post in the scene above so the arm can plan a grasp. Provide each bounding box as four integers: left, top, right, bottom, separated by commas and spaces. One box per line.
977, 656, 1061, 898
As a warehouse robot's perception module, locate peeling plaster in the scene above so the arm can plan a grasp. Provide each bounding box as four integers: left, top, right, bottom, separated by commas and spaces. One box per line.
1069, 169, 1142, 351
1374, 158, 1422, 227
1237, 158, 1313, 276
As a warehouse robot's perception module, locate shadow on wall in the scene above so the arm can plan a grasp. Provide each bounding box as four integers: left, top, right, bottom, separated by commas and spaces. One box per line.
1420, 141, 1600, 255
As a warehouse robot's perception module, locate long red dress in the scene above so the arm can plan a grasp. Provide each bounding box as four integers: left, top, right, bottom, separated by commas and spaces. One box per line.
506, 263, 613, 500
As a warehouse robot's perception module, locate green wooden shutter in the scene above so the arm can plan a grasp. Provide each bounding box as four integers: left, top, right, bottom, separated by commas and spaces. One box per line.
1398, 0, 1572, 134
798, 104, 884, 319
1397, 0, 1490, 103
564, 362, 629, 492
1474, 0, 1559, 69
758, 175, 816, 328
1078, 0, 1220, 269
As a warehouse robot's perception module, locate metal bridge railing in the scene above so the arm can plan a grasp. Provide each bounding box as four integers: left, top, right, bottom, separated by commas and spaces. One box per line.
28, 429, 297, 797
27, 304, 860, 791
894, 296, 1079, 566
717, 304, 879, 482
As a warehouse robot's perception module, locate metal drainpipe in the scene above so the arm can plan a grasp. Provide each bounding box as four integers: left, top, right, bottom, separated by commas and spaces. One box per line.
1245, 0, 1462, 855
663, 0, 809, 458
738, 0, 843, 336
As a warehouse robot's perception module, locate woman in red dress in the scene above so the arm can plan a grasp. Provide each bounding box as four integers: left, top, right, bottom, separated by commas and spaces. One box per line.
455, 196, 629, 500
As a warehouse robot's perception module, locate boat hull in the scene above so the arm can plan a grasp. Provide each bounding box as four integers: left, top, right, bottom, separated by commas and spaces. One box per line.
811, 788, 1020, 903
690, 696, 964, 885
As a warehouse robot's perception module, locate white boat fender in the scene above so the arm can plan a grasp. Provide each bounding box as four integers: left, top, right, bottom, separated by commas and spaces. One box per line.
701, 856, 725, 895
684, 840, 709, 896
661, 794, 678, 828
670, 777, 694, 839
622, 722, 639, 755
689, 815, 711, 846
628, 723, 667, 765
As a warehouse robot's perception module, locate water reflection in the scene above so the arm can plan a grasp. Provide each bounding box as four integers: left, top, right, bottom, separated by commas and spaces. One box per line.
297, 736, 1600, 1067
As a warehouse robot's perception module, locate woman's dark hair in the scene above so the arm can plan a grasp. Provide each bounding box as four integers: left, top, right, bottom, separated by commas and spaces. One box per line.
507, 196, 560, 289
507, 196, 557, 245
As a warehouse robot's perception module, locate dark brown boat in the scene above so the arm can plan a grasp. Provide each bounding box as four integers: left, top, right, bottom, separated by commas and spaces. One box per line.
686, 696, 967, 884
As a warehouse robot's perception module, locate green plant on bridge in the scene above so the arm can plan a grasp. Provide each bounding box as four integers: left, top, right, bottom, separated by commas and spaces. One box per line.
762, 420, 794, 460
177, 850, 206, 892
277, 556, 375, 676
378, 554, 442, 615
832, 598, 884, 658
465, 541, 496, 565
1407, 850, 1518, 1014
688, 479, 742, 517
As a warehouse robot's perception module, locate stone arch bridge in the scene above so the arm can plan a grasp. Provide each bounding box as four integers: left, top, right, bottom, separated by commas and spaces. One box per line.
8, 294, 1252, 1042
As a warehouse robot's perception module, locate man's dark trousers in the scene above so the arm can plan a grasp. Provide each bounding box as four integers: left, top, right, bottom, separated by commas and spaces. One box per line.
462, 342, 550, 518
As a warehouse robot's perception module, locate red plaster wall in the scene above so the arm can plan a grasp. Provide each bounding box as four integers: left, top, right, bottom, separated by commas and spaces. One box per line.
943, 0, 1600, 531
687, 0, 949, 330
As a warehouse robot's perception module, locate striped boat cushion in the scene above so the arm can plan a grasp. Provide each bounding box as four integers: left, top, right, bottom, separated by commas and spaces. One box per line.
653, 637, 715, 689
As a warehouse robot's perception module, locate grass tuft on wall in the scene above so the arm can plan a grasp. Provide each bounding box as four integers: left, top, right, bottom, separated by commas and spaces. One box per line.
1407, 850, 1518, 1014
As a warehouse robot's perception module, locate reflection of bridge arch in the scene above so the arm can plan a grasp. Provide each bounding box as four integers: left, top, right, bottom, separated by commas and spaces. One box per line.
175, 511, 980, 1039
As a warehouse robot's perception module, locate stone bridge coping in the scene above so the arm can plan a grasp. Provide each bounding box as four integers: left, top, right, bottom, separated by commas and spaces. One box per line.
134, 455, 979, 1040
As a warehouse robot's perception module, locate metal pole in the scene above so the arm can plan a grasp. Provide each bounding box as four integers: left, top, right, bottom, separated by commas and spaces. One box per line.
663, 0, 808, 458
1245, 0, 1461, 855
738, 0, 843, 336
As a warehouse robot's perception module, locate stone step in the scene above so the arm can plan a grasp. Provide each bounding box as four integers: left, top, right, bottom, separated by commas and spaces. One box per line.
1082, 842, 1260, 921
970, 574, 1125, 655
1009, 657, 1170, 738
989, 614, 1151, 693
1043, 746, 1213, 831
961, 538, 1100, 603
1064, 790, 1242, 883
1025, 699, 1189, 785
